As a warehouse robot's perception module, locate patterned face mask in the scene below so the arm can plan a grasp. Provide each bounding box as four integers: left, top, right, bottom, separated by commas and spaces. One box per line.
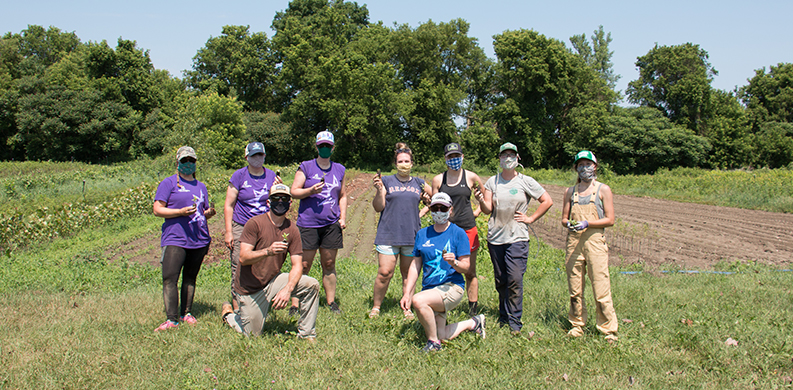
499, 155, 518, 170
445, 157, 463, 171
247, 154, 265, 168
577, 165, 596, 181
431, 210, 450, 224
178, 161, 196, 175
396, 163, 412, 176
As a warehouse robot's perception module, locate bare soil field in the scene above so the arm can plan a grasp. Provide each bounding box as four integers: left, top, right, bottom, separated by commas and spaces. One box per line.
111, 172, 793, 270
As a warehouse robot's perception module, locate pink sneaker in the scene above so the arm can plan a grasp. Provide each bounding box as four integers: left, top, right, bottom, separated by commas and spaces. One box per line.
180, 314, 197, 325
154, 320, 179, 332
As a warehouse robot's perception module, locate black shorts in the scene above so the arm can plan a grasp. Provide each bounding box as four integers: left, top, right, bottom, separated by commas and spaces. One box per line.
299, 222, 344, 250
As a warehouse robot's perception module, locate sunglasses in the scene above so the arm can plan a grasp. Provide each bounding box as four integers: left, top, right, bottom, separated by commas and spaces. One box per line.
270, 196, 291, 202
395, 148, 412, 154
179, 157, 196, 163
429, 205, 450, 212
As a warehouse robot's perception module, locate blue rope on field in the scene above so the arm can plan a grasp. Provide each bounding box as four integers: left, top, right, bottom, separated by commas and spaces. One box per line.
618, 269, 793, 275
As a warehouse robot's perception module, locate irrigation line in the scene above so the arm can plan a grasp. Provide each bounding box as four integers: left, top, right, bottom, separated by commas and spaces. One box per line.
619, 269, 793, 275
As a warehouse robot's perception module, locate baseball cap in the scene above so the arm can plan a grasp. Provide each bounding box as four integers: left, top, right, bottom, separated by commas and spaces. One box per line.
270, 184, 291, 197
176, 146, 197, 161
499, 142, 518, 154
444, 142, 462, 157
574, 150, 597, 164
429, 192, 452, 207
245, 142, 265, 156
316, 131, 335, 146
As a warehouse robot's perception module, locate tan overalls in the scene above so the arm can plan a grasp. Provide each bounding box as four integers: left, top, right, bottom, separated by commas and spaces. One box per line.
565, 183, 618, 337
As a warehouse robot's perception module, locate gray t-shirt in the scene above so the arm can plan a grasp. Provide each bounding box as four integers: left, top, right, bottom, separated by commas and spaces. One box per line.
484, 173, 546, 245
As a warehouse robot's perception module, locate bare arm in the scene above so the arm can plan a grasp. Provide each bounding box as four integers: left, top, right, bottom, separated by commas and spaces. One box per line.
516, 191, 552, 224
239, 240, 289, 266
224, 185, 239, 248
372, 174, 386, 212
153, 200, 196, 219
561, 187, 574, 226
480, 186, 493, 215
338, 175, 348, 228
272, 253, 303, 310
587, 183, 615, 228
290, 169, 323, 200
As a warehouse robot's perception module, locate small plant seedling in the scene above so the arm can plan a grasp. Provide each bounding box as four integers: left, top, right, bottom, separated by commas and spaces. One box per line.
320, 177, 325, 184
377, 169, 381, 178
442, 249, 447, 255
276, 170, 281, 177
282, 232, 289, 243
471, 181, 479, 189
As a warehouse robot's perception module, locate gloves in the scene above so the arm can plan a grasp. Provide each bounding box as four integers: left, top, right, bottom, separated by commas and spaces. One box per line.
572, 221, 588, 231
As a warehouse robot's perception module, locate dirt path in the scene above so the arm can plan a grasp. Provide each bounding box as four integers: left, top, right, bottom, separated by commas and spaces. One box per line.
110, 172, 793, 270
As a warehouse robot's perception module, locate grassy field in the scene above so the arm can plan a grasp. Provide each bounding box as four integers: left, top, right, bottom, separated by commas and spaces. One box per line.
2, 212, 793, 388
2, 162, 793, 388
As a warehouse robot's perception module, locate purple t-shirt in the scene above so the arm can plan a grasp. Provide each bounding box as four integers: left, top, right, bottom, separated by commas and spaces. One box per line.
229, 167, 276, 225
374, 175, 425, 246
154, 175, 211, 249
296, 159, 346, 228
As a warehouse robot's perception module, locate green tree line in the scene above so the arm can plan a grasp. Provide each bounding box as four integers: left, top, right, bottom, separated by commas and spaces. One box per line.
1, 0, 791, 173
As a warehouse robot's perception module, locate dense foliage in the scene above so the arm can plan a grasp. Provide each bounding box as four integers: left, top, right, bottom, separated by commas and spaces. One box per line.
1, 1, 792, 172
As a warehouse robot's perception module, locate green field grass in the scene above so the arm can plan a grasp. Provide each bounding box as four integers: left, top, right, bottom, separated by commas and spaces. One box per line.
2, 214, 793, 389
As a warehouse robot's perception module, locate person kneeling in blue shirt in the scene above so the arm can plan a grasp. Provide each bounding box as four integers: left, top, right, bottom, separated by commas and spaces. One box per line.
400, 192, 486, 352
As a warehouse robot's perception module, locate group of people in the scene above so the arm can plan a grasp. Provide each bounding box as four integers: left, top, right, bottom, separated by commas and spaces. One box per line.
152, 131, 620, 350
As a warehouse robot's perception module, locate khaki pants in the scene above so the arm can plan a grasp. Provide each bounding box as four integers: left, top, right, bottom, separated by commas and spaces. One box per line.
566, 229, 618, 335
226, 273, 320, 338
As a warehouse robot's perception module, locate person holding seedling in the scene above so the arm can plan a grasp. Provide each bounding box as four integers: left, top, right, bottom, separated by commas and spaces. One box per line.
369, 143, 431, 320
561, 150, 618, 342
220, 184, 320, 340
400, 192, 486, 352
224, 142, 283, 314
152, 146, 216, 332
479, 142, 553, 335
290, 130, 348, 315
430, 142, 486, 317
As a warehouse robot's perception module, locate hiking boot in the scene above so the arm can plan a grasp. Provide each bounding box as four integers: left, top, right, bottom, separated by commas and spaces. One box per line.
472, 314, 486, 339
288, 306, 299, 318
328, 301, 341, 314
221, 302, 234, 322
421, 340, 443, 352
180, 313, 197, 325
368, 307, 380, 319
154, 320, 178, 332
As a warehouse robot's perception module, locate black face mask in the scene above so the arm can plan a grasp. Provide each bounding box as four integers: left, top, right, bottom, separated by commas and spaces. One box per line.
271, 200, 290, 216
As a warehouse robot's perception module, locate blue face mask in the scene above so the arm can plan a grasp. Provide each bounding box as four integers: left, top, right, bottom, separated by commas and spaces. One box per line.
178, 161, 196, 175
445, 156, 463, 171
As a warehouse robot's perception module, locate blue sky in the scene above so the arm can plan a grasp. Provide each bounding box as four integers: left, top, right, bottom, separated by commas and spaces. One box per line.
3, 0, 792, 99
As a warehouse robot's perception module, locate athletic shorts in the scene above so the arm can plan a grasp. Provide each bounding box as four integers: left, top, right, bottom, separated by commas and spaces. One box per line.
299, 222, 344, 251
375, 244, 413, 256
429, 282, 465, 318
464, 226, 480, 252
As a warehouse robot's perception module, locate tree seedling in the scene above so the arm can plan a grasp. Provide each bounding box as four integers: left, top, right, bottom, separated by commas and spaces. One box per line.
276, 170, 281, 177
377, 169, 381, 178
282, 232, 289, 243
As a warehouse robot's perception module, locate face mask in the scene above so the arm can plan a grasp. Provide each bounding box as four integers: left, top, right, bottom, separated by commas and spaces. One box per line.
178, 162, 196, 175
577, 165, 596, 181
396, 162, 412, 176
270, 200, 290, 216
445, 157, 463, 171
499, 155, 518, 170
318, 145, 333, 159
431, 210, 450, 225
247, 154, 264, 168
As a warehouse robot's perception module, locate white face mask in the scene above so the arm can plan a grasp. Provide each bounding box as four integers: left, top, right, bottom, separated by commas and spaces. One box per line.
431, 210, 450, 225
247, 154, 265, 168
499, 155, 518, 170
577, 165, 596, 181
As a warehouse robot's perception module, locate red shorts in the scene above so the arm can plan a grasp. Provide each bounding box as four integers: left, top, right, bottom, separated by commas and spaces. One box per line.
464, 226, 480, 252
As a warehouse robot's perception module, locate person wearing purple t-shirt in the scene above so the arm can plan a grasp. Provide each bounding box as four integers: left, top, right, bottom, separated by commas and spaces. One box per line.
290, 131, 348, 314
368, 143, 431, 320
152, 146, 217, 332
223, 142, 283, 312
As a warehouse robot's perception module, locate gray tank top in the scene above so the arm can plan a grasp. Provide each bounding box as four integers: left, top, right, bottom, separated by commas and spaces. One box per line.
571, 183, 605, 219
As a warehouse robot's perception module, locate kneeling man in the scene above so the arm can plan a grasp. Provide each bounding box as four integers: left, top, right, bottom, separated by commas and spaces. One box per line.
222, 184, 319, 340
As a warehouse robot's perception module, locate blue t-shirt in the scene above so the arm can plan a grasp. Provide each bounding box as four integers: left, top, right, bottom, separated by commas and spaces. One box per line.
412, 223, 470, 290
374, 174, 425, 246
229, 167, 276, 225
154, 175, 211, 249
